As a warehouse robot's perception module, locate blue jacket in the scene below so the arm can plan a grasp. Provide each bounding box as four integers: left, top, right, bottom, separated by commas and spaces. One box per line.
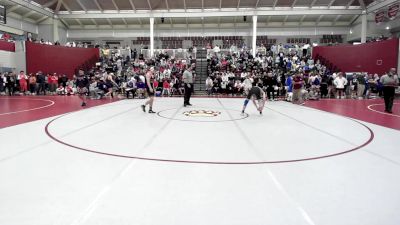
285, 76, 293, 92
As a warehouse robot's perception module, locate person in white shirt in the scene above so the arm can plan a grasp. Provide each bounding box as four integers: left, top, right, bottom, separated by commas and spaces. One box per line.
243, 75, 253, 95
333, 72, 348, 99
206, 77, 213, 95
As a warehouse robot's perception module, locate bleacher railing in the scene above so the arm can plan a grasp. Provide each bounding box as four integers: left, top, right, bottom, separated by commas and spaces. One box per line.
141, 49, 196, 59
139, 47, 269, 59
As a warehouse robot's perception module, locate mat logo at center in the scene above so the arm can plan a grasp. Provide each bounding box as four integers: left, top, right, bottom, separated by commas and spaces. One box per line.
183, 110, 221, 117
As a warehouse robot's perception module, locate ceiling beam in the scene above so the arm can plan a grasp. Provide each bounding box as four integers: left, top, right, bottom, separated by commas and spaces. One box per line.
358, 0, 366, 9
62, 1, 72, 13
166, 0, 170, 11
183, 0, 187, 11
91, 18, 98, 26
328, 0, 336, 8
111, 0, 119, 11
7, 0, 53, 17
93, 0, 103, 11
128, 0, 137, 11
121, 18, 127, 25
60, 18, 69, 27
6, 5, 21, 15
349, 14, 359, 24
58, 8, 363, 19
147, 0, 152, 10
218, 0, 220, 10
299, 14, 306, 24
75, 18, 83, 27
291, 0, 298, 8
36, 15, 49, 24
273, 0, 279, 9
75, 0, 87, 12
255, 0, 260, 8
310, 0, 318, 8
316, 15, 323, 25
283, 15, 288, 25
333, 14, 341, 25
23, 11, 36, 19
237, 0, 241, 9
43, 0, 58, 8
55, 0, 63, 13
346, 0, 355, 8
106, 18, 113, 27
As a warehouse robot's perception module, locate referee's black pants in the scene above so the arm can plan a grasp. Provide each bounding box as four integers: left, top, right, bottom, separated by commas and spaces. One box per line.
383, 86, 395, 112
184, 83, 193, 105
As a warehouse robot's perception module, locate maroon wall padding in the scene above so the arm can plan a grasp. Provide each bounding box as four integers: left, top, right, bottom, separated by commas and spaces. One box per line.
312, 38, 399, 74
0, 40, 15, 52
26, 42, 100, 78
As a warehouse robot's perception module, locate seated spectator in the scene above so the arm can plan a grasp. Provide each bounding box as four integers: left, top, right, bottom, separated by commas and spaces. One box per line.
125, 77, 137, 99
162, 79, 171, 97
56, 85, 65, 95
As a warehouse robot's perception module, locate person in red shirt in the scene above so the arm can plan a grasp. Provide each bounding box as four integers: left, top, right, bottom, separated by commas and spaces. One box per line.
162, 79, 171, 96
18, 71, 28, 95
48, 73, 58, 94
292, 72, 304, 105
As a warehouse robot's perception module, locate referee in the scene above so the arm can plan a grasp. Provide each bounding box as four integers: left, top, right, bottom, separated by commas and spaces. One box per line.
380, 68, 399, 113
183, 64, 195, 107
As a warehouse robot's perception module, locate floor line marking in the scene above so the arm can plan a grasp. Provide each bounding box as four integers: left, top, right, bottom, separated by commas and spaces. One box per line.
367, 103, 400, 118
0, 101, 138, 163
216, 98, 316, 225
271, 102, 400, 166
69, 105, 182, 225
0, 98, 55, 116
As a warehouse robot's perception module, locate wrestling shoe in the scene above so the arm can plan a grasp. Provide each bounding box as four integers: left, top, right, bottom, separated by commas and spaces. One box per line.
141, 105, 146, 112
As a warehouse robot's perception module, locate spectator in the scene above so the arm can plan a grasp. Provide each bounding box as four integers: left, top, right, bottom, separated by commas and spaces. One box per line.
334, 72, 347, 99
18, 71, 28, 95
380, 68, 399, 113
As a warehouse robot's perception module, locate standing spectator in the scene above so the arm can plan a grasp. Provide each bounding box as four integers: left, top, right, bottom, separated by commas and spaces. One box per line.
334, 72, 347, 99
292, 72, 304, 104
28, 74, 37, 95
182, 64, 194, 107
265, 73, 277, 101
59, 74, 68, 87
6, 73, 16, 96
380, 68, 399, 113
285, 73, 293, 101
206, 76, 214, 96
126, 77, 137, 99
356, 73, 366, 99
18, 71, 28, 95
0, 73, 5, 94
48, 73, 58, 95
36, 72, 46, 95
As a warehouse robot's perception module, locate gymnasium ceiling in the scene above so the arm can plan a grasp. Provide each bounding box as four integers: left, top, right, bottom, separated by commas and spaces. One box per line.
0, 0, 395, 29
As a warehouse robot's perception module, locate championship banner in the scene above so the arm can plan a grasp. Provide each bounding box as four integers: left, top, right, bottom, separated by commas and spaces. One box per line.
375, 10, 385, 23
388, 3, 399, 19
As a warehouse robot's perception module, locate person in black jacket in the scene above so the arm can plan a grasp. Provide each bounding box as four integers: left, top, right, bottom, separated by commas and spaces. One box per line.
264, 73, 277, 101
36, 72, 46, 95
